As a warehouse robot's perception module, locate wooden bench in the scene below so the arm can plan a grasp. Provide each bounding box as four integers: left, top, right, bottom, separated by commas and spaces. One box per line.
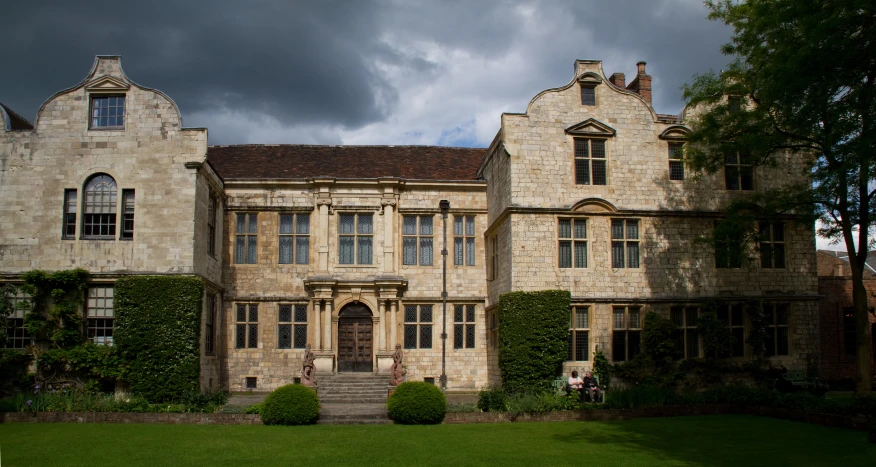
554, 375, 604, 402
784, 369, 818, 389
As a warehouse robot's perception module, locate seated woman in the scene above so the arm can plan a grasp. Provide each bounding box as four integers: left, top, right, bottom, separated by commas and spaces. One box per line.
582, 371, 602, 402
567, 370, 585, 401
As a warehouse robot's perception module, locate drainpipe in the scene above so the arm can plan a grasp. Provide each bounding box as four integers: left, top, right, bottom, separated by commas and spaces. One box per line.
439, 199, 450, 392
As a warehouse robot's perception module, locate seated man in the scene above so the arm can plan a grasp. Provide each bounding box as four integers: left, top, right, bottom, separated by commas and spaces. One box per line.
582, 371, 602, 402
567, 370, 585, 401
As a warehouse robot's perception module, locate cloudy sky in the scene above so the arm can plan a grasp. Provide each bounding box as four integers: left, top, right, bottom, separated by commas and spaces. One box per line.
1, 0, 734, 148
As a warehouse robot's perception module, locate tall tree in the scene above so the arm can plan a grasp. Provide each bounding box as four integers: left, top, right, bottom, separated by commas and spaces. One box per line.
683, 0, 875, 394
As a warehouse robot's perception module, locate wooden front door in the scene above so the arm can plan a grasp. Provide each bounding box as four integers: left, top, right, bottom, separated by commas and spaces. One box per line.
337, 304, 373, 372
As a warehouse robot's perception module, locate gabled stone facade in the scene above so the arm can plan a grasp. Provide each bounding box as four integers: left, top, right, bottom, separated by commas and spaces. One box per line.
1, 56, 820, 392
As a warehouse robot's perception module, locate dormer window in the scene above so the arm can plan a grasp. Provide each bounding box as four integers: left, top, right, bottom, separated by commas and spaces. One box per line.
90, 95, 125, 129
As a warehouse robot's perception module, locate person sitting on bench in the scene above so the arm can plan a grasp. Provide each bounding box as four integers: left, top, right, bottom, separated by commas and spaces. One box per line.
567, 370, 585, 401
582, 371, 602, 402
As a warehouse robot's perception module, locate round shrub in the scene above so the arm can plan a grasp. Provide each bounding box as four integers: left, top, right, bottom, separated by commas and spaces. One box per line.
261, 384, 320, 426
387, 381, 446, 424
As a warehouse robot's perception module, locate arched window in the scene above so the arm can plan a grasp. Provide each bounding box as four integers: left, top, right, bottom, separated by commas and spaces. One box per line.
83, 174, 117, 238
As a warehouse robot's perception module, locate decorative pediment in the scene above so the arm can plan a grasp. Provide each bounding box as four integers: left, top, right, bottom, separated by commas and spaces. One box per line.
565, 118, 616, 137
576, 72, 603, 86
658, 125, 692, 141
571, 198, 617, 213
85, 75, 130, 92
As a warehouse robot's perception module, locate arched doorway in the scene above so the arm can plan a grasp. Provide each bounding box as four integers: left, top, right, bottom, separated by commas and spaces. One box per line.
337, 303, 373, 372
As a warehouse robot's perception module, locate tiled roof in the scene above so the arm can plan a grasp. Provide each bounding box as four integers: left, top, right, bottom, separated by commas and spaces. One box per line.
0, 102, 34, 130
207, 145, 487, 181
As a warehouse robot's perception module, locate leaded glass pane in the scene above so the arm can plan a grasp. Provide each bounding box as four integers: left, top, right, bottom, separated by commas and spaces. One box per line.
465, 238, 475, 266
575, 242, 587, 268
626, 220, 639, 239
558, 219, 571, 239
559, 241, 572, 268
403, 238, 417, 265
581, 86, 596, 105
294, 324, 307, 348
358, 236, 373, 264
247, 324, 258, 348
340, 214, 355, 234
568, 331, 575, 361
466, 305, 475, 322
236, 324, 246, 348
279, 305, 292, 322
248, 214, 258, 234
278, 324, 291, 349
403, 216, 417, 235
279, 214, 294, 234
591, 140, 606, 158
357, 214, 373, 234
339, 236, 355, 264
294, 305, 308, 322
465, 216, 475, 236
669, 161, 684, 180
420, 216, 433, 235
236, 304, 246, 322
773, 223, 784, 242
669, 142, 684, 159
575, 307, 588, 329
249, 305, 258, 322
420, 325, 433, 349
420, 237, 433, 265
629, 308, 641, 328
629, 331, 642, 358
627, 242, 639, 268
404, 306, 417, 322
613, 332, 626, 361
296, 237, 309, 264
454, 305, 463, 322
731, 305, 744, 326
235, 236, 245, 263
776, 305, 788, 325
777, 327, 789, 355
575, 159, 590, 185
685, 307, 698, 326
247, 236, 257, 264
404, 325, 417, 349
297, 214, 310, 234
453, 216, 463, 236
574, 220, 586, 239
592, 159, 607, 185
279, 237, 293, 264
466, 324, 475, 348
670, 307, 683, 326
454, 238, 463, 265
740, 167, 754, 190
611, 220, 624, 239
574, 331, 588, 360
574, 139, 589, 158
420, 306, 433, 322
613, 308, 625, 329
774, 244, 785, 268
612, 241, 625, 268
454, 324, 463, 349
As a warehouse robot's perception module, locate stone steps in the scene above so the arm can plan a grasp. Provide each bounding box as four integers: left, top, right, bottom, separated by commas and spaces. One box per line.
316, 374, 393, 422
317, 403, 391, 425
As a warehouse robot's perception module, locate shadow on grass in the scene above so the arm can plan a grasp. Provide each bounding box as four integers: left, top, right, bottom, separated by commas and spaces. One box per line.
551, 414, 875, 466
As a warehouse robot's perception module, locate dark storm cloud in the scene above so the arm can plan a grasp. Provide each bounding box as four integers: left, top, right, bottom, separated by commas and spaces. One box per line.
0, 0, 732, 145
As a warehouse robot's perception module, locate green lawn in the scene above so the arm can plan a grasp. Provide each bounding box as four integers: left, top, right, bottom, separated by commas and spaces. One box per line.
0, 415, 873, 466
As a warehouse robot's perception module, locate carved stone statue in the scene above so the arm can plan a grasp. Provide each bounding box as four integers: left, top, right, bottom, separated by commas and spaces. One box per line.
390, 344, 405, 386
301, 343, 317, 387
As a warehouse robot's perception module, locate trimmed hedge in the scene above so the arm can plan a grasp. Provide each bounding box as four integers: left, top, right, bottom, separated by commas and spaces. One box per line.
261, 384, 320, 425
387, 382, 447, 424
114, 276, 204, 403
497, 290, 570, 394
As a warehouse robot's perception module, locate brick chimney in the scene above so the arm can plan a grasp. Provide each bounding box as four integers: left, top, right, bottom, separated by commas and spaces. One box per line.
609, 73, 626, 88
625, 61, 652, 106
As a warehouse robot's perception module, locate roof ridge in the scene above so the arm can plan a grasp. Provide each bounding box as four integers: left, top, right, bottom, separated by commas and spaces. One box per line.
208, 144, 486, 150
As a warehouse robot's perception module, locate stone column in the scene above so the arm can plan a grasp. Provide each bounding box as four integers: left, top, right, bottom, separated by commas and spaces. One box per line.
382, 200, 396, 274
390, 300, 398, 348
323, 300, 333, 350
378, 300, 387, 351
312, 300, 322, 350
317, 199, 331, 272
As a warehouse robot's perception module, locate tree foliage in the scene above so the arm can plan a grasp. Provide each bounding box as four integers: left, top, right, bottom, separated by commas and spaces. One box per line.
683, 0, 876, 394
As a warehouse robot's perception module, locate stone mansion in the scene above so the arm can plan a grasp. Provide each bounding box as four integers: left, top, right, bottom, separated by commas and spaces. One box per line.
0, 56, 819, 392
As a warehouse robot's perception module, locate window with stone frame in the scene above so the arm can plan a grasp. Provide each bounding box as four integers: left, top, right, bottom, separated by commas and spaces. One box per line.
611, 219, 640, 268
62, 189, 77, 240
235, 303, 259, 349
717, 304, 746, 357
82, 174, 118, 239
278, 304, 308, 350
670, 306, 701, 359
404, 305, 433, 349
724, 152, 754, 190
488, 310, 498, 350
235, 213, 258, 264
3, 287, 31, 349
759, 222, 785, 269
558, 218, 587, 268
205, 293, 216, 356
207, 194, 218, 256
453, 215, 476, 266
612, 306, 642, 362
403, 215, 433, 266
668, 142, 685, 181
279, 213, 310, 265
764, 303, 789, 357
842, 307, 856, 359
120, 189, 135, 240
574, 138, 607, 185
90, 95, 125, 129
86, 286, 114, 345
568, 306, 590, 361
488, 235, 498, 280
580, 85, 596, 106
339, 213, 373, 264
454, 304, 476, 349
